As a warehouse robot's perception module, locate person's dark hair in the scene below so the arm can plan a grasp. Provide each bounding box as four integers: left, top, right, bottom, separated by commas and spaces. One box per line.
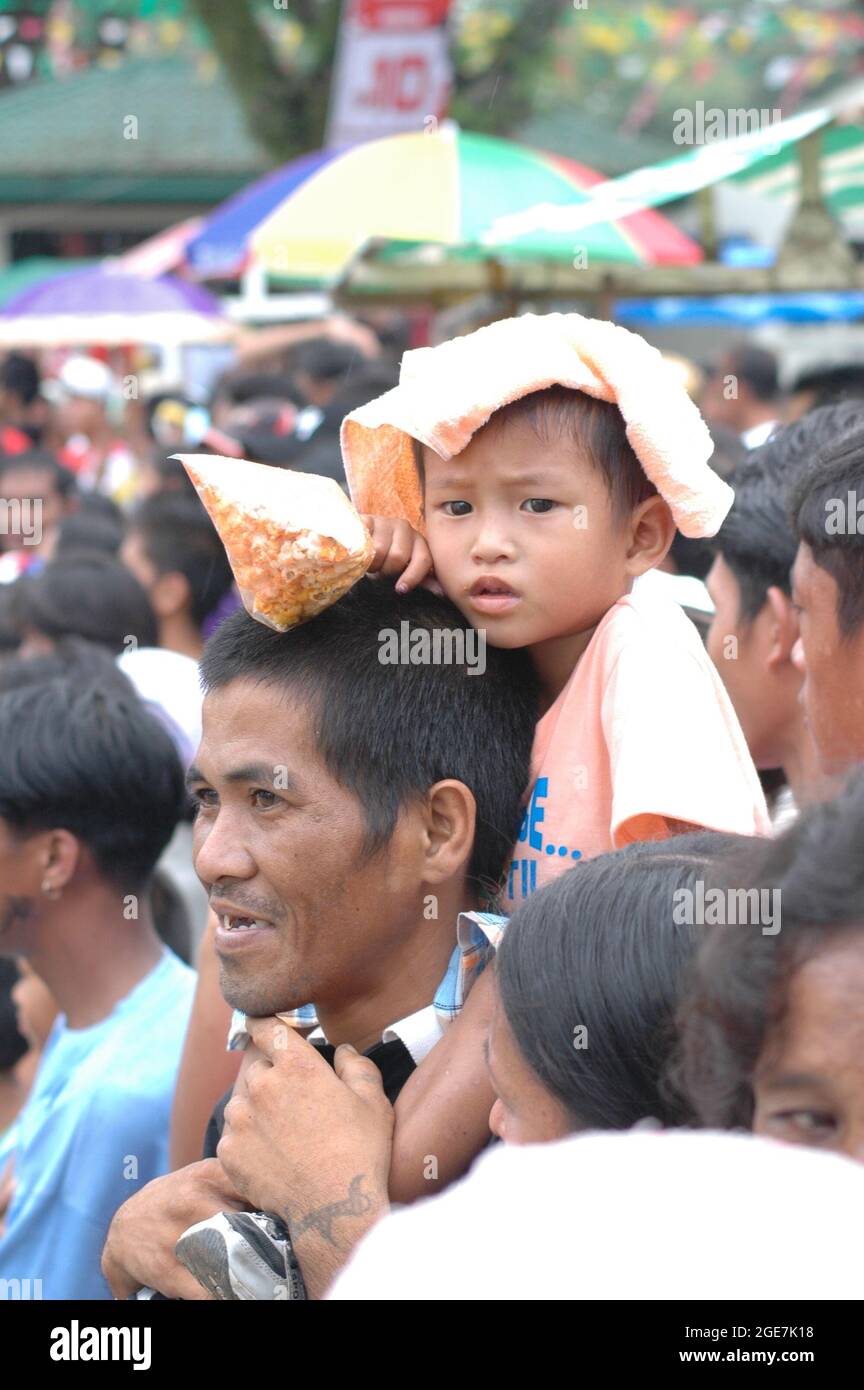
77, 491, 123, 525
670, 426, 745, 581
0, 958, 27, 1071
200, 578, 538, 900
792, 363, 864, 412
0, 637, 136, 698
146, 449, 198, 499
150, 869, 192, 965
789, 420, 864, 636
128, 494, 234, 629
214, 372, 301, 409
726, 344, 779, 402
294, 338, 365, 389
496, 831, 755, 1131
414, 384, 657, 522
10, 554, 158, 653
0, 677, 187, 893
0, 448, 77, 500
54, 512, 123, 558
0, 353, 40, 406
676, 769, 864, 1129
715, 403, 864, 623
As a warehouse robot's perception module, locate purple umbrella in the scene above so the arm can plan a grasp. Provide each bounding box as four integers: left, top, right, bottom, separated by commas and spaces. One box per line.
0, 268, 229, 346
186, 149, 342, 279
3, 267, 222, 317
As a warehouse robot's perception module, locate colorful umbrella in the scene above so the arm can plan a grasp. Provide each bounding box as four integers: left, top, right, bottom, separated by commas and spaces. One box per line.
0, 267, 230, 346
113, 218, 204, 279
251, 126, 702, 282
186, 150, 340, 280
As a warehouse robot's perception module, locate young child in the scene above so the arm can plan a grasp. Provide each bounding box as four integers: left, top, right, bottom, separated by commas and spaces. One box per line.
341, 311, 771, 1199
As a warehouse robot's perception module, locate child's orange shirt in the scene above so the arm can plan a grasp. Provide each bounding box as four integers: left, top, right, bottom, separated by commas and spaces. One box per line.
504, 586, 771, 906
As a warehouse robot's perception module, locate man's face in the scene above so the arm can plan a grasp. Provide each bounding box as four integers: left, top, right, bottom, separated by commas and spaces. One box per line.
423, 421, 636, 650
188, 678, 419, 1017
706, 555, 798, 768
120, 528, 159, 597
0, 465, 62, 550
0, 816, 41, 952
791, 542, 864, 774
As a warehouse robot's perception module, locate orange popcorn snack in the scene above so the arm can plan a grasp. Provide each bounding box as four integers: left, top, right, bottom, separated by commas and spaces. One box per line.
176, 453, 374, 632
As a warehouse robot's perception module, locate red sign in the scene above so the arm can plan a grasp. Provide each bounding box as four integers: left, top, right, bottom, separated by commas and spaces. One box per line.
327, 0, 453, 146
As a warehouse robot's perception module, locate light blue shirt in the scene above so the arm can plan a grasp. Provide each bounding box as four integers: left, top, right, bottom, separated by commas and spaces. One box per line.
0, 949, 195, 1300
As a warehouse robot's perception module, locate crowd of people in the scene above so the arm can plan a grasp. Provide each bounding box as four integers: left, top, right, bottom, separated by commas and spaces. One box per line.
0, 307, 863, 1302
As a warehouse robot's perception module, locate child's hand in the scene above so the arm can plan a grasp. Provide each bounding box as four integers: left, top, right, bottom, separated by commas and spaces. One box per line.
363, 515, 434, 593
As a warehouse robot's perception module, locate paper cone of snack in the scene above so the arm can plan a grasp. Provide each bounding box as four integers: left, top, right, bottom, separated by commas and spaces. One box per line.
175, 454, 374, 632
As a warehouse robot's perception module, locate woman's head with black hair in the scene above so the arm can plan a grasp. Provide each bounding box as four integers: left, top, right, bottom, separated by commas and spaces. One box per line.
9, 553, 158, 655
490, 830, 754, 1143
676, 769, 864, 1162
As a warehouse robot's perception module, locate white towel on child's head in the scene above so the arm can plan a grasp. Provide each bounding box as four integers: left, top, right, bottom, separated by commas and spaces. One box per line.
342, 311, 732, 539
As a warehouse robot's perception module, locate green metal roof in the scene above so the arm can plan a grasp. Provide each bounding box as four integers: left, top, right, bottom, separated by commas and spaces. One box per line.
0, 55, 271, 203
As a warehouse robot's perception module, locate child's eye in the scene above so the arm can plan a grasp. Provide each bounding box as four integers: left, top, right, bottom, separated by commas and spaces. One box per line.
521, 498, 557, 514
442, 501, 472, 517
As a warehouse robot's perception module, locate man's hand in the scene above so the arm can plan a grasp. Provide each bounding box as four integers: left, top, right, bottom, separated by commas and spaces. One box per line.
362, 515, 434, 593
101, 1159, 248, 1301
218, 1019, 394, 1298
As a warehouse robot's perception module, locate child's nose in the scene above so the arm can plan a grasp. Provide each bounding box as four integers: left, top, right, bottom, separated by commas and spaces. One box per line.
470, 521, 516, 564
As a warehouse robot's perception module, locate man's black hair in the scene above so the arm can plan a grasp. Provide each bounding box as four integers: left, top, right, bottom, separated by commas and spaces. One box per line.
414, 384, 657, 522
497, 831, 754, 1131
0, 448, 77, 500
714, 403, 864, 623
0, 353, 39, 406
55, 512, 123, 558
214, 373, 301, 409
676, 769, 864, 1129
671, 425, 745, 581
10, 554, 158, 653
789, 420, 864, 636
792, 363, 864, 412
128, 494, 235, 629
294, 338, 364, 387
147, 449, 199, 499
0, 637, 136, 699
726, 344, 779, 402
0, 677, 187, 894
200, 578, 538, 901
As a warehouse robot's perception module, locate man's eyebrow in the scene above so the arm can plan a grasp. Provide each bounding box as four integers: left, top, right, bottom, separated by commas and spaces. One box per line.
185, 763, 296, 790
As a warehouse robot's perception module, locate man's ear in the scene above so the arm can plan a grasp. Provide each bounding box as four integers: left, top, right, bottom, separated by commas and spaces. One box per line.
625, 495, 677, 578
420, 780, 476, 886
40, 829, 80, 894
764, 586, 799, 668
151, 570, 190, 620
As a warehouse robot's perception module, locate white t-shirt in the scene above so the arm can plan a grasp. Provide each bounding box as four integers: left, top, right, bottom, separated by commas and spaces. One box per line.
329, 1129, 864, 1300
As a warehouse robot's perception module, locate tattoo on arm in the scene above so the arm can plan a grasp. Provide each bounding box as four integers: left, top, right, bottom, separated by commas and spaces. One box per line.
290, 1174, 374, 1247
